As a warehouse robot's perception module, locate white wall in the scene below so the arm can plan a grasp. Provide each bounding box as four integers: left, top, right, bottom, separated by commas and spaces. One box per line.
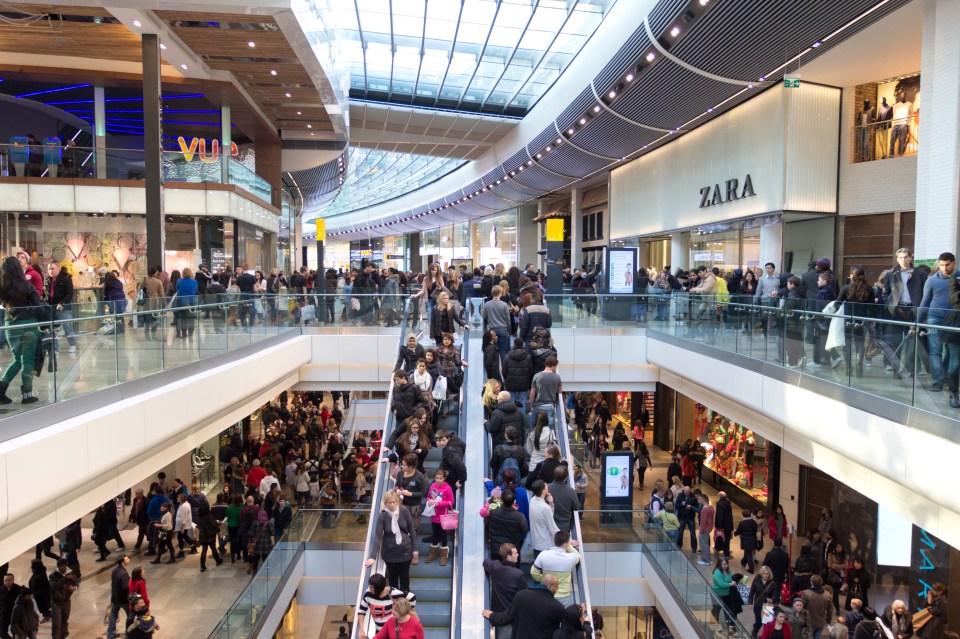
647, 338, 960, 552
0, 337, 310, 566
837, 87, 918, 216
585, 549, 656, 607
610, 84, 840, 240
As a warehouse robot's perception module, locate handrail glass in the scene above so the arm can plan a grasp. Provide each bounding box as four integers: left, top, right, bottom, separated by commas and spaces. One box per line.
450, 312, 470, 639
0, 143, 275, 203
0, 293, 405, 435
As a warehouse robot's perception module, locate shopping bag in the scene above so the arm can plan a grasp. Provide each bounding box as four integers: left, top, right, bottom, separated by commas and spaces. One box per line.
737, 581, 752, 604
301, 304, 316, 323
761, 604, 775, 624
825, 303, 846, 351
432, 375, 447, 400
421, 501, 436, 518
439, 510, 459, 531
520, 533, 535, 563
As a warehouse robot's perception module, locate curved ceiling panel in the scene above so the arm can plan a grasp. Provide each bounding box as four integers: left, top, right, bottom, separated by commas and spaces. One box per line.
539, 143, 611, 177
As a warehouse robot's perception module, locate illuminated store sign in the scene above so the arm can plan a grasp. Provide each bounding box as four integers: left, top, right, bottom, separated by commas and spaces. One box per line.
698, 174, 756, 208
177, 137, 239, 163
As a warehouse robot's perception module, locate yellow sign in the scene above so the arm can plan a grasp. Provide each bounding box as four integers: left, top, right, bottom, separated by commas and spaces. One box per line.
545, 218, 564, 242
314, 219, 326, 242
177, 137, 239, 163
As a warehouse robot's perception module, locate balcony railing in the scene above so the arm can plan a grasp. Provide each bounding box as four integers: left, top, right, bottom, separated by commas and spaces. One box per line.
0, 144, 274, 204
853, 114, 918, 162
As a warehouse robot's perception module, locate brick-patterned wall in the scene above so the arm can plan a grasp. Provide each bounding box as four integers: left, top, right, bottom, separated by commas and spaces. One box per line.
854, 82, 879, 126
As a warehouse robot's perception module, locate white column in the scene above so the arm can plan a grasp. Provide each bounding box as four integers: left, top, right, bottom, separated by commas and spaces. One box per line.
94, 86, 106, 179
537, 201, 547, 271
220, 105, 231, 184
760, 222, 783, 272
915, 0, 960, 262
570, 187, 582, 270
669, 232, 690, 271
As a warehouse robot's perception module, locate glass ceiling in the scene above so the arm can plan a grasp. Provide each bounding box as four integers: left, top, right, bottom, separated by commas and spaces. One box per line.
311, 146, 467, 220
329, 0, 617, 116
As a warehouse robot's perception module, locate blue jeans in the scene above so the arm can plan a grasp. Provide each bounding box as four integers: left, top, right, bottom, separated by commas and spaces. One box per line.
677, 518, 698, 552
927, 321, 944, 383
666, 529, 679, 545
54, 308, 77, 346
107, 601, 129, 639
527, 403, 556, 433
494, 328, 510, 365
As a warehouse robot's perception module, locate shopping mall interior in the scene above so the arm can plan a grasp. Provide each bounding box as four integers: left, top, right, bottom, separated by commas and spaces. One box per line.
0, 0, 959, 638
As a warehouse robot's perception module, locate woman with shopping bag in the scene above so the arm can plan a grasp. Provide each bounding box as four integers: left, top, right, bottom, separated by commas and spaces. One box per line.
424, 468, 455, 566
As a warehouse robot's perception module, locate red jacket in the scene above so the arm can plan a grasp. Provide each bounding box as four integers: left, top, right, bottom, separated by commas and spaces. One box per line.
760, 621, 791, 639
768, 515, 788, 541
246, 466, 267, 488
373, 616, 425, 639
24, 266, 43, 299
681, 454, 695, 478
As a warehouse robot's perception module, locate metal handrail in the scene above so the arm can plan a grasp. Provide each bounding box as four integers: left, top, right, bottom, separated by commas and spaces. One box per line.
449, 315, 471, 639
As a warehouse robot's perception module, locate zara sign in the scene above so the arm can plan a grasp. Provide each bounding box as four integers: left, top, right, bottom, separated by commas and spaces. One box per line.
698, 174, 756, 208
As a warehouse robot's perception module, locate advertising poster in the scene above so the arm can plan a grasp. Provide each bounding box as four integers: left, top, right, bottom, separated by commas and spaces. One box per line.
607, 247, 637, 294
604, 453, 632, 499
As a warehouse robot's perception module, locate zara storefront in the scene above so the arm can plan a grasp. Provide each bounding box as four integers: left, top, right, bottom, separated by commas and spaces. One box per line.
610, 83, 842, 276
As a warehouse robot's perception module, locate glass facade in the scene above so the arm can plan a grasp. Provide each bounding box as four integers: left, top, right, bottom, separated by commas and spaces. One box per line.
414, 210, 518, 271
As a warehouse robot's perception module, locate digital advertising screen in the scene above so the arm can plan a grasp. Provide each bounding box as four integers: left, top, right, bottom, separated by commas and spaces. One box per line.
602, 453, 632, 499
607, 247, 637, 295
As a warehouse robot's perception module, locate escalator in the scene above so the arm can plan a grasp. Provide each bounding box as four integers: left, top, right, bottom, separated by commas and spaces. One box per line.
352, 311, 467, 639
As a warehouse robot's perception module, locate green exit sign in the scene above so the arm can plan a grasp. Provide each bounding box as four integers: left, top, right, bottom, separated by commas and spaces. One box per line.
783, 75, 801, 88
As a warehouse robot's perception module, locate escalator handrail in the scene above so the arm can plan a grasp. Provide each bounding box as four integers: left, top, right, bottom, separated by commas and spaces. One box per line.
350, 298, 411, 639
449, 316, 471, 639
555, 392, 595, 637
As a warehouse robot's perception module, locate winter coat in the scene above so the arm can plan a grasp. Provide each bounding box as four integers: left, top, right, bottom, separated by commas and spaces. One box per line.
395, 343, 425, 372
370, 506, 416, 563
392, 381, 425, 423
714, 497, 734, 532
484, 342, 503, 382
502, 348, 534, 394
734, 517, 759, 551
440, 435, 468, 488
519, 304, 552, 342
486, 401, 526, 447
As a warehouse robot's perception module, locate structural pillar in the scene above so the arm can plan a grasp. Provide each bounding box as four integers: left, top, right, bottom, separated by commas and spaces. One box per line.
536, 200, 547, 271
669, 232, 690, 272
915, 0, 960, 262
220, 105, 231, 184
142, 34, 165, 270
93, 86, 107, 179
759, 222, 783, 272
570, 187, 582, 270
315, 219, 326, 273
545, 218, 563, 317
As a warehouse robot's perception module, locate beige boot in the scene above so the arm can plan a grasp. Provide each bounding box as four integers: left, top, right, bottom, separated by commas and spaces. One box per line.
424, 544, 439, 563
411, 552, 420, 566
439, 546, 449, 567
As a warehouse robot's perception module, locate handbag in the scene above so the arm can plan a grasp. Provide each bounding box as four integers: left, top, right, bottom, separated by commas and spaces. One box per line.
439, 510, 459, 531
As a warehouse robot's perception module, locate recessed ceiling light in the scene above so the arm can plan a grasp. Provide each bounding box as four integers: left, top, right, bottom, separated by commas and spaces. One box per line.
556, 138, 562, 144
699, 0, 708, 5
646, 52, 656, 62
707, 107, 714, 112
608, 90, 616, 99
297, 111, 302, 115
759, 76, 766, 82
180, 64, 188, 70
812, 41, 821, 48
248, 41, 256, 48
160, 43, 166, 50
307, 124, 312, 128
510, 171, 515, 176
527, 160, 533, 165
535, 153, 541, 159
670, 26, 680, 37
579, 118, 586, 125
593, 105, 601, 113
285, 92, 292, 98
568, 128, 574, 135
519, 166, 524, 171
133, 20, 141, 27
748, 84, 754, 89
545, 146, 551, 152
271, 70, 277, 76
626, 73, 634, 82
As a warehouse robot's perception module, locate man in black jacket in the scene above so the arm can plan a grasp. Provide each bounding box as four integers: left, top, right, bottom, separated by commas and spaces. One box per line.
483, 574, 564, 639
235, 264, 257, 328
714, 491, 734, 559
882, 248, 927, 378
49, 560, 76, 639
391, 370, 425, 423
483, 543, 527, 614
485, 393, 526, 447
490, 426, 528, 481
501, 339, 534, 414
485, 491, 528, 559
0, 573, 23, 639
762, 539, 791, 602
395, 335, 425, 372
437, 430, 467, 494
46, 263, 76, 353
106, 555, 130, 639
675, 486, 699, 554
518, 292, 552, 347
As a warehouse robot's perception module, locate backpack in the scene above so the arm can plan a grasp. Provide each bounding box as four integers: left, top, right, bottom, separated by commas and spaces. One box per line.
495, 449, 522, 486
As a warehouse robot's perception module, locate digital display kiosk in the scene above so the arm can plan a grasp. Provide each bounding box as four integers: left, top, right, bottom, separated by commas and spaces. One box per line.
599, 450, 633, 527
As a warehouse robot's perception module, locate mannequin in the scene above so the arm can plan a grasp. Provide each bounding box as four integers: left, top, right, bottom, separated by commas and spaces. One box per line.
858, 100, 875, 161
876, 97, 893, 158
891, 96, 912, 156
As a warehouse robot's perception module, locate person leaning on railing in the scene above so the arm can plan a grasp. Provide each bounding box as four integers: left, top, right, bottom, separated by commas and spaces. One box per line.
0, 256, 43, 404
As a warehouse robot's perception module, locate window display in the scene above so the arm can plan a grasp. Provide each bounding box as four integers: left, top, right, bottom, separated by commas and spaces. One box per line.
696, 403, 769, 505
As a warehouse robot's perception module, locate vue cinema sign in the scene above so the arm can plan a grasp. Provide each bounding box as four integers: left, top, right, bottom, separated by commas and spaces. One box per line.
177, 137, 239, 163
699, 174, 756, 208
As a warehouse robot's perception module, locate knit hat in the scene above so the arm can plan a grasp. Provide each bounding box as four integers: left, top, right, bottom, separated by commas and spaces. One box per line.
816, 258, 831, 270
491, 486, 503, 500
134, 614, 157, 632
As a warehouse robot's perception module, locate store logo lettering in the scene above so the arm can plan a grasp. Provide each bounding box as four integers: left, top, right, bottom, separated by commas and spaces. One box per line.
698, 174, 756, 208
177, 137, 239, 163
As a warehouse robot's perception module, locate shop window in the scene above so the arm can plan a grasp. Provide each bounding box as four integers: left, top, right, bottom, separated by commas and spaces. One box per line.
853, 75, 919, 163
595, 211, 603, 239
696, 404, 770, 506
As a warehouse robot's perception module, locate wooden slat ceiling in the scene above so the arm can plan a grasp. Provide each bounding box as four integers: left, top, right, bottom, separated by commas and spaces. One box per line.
0, 5, 142, 62
154, 10, 332, 132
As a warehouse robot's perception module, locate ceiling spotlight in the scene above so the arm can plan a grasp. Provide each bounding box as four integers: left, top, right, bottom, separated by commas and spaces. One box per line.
626, 73, 634, 82
271, 70, 278, 76
608, 90, 616, 99
593, 105, 601, 113
699, 0, 708, 5
759, 76, 766, 82
545, 146, 551, 152
133, 19, 142, 27
556, 138, 563, 144
568, 128, 575, 135
160, 44, 166, 50
527, 160, 533, 165
748, 84, 754, 89
535, 153, 542, 159
248, 41, 256, 48
580, 118, 587, 125
510, 171, 515, 176
812, 40, 822, 48
297, 111, 302, 115
707, 107, 714, 112
519, 166, 524, 171
285, 92, 292, 98
180, 64, 188, 70
307, 124, 312, 128
670, 26, 680, 37
646, 52, 656, 62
